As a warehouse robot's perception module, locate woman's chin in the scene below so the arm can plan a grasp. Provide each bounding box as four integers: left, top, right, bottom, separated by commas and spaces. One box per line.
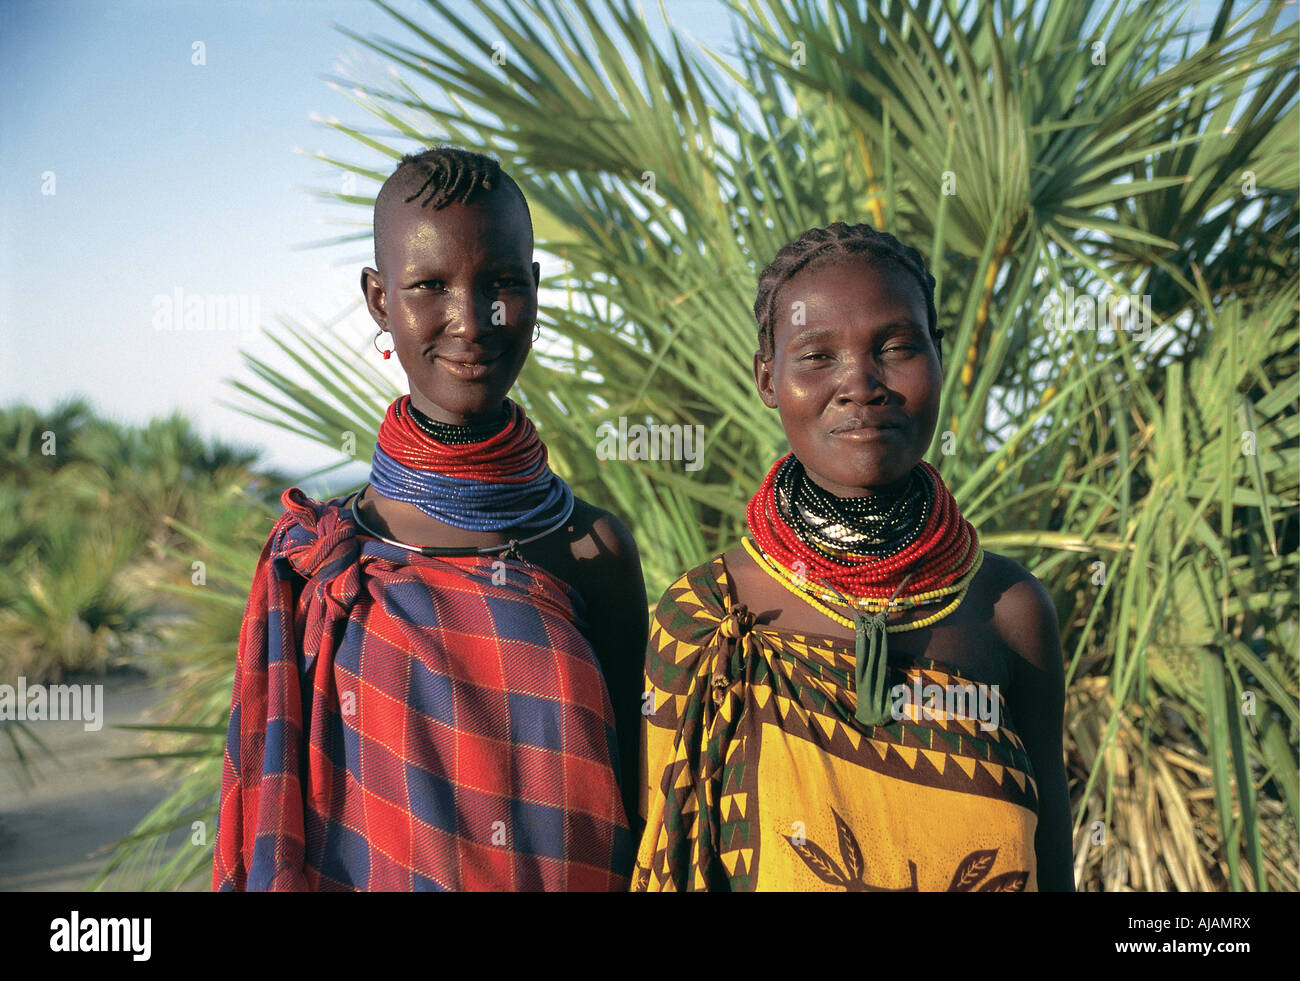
801, 459, 915, 496
408, 387, 512, 423
414, 361, 523, 409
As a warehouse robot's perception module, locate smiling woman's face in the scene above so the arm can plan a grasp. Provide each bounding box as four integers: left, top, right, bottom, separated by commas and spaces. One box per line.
361, 191, 540, 425
754, 256, 942, 498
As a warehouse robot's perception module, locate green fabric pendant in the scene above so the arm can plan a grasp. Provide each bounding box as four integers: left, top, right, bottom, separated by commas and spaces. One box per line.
819, 580, 892, 726
852, 610, 891, 725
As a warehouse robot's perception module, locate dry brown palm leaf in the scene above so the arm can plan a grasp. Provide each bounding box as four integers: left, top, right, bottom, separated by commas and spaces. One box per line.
1066, 676, 1219, 891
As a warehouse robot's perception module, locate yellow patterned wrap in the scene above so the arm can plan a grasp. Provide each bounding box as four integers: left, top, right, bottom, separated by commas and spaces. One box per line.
633, 556, 1039, 892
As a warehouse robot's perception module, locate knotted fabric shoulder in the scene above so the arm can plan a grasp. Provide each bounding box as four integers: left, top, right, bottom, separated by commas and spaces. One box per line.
213, 487, 364, 891
635, 557, 758, 891
272, 488, 364, 668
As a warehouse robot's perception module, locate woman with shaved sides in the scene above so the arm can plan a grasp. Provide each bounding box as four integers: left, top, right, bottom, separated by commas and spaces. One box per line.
635, 223, 1073, 892
213, 147, 646, 891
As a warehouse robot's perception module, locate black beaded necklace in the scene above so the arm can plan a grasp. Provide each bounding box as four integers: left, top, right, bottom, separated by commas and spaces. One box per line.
775, 455, 932, 559
406, 400, 510, 445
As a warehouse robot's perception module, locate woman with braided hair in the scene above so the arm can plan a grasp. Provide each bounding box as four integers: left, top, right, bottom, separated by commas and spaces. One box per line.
213, 146, 646, 891
634, 222, 1073, 891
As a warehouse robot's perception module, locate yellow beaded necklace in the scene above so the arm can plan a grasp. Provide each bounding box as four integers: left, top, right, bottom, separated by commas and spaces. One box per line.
741, 535, 985, 726
741, 536, 983, 633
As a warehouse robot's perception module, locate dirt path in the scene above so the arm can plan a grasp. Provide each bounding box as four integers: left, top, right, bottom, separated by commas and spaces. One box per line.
0, 669, 191, 891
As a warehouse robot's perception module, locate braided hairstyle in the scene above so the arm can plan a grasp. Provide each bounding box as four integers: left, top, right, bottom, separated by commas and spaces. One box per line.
373, 145, 531, 265
753, 222, 942, 362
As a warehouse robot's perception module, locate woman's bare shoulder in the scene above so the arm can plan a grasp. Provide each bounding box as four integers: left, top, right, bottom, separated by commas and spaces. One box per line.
566, 497, 638, 561
978, 550, 1062, 674
557, 497, 647, 614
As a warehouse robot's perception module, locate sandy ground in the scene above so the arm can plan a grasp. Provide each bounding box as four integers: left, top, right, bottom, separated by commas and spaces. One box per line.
0, 669, 189, 891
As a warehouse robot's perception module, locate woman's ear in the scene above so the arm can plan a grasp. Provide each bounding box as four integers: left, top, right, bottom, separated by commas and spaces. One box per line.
360, 266, 387, 327
753, 350, 778, 409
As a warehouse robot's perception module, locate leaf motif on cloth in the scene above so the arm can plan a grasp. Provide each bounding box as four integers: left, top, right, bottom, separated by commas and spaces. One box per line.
946, 848, 999, 891
784, 815, 1029, 892
977, 870, 1030, 891
784, 836, 849, 887
831, 808, 864, 882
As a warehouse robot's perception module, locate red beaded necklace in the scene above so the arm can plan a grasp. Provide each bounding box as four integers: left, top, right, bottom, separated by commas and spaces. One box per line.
746, 453, 979, 601
378, 396, 547, 483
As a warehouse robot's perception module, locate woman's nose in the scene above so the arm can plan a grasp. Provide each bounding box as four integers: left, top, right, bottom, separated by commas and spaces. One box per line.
443, 290, 494, 338
835, 356, 888, 404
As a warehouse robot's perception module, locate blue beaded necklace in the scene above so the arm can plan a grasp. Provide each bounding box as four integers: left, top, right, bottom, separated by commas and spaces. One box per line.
369, 444, 573, 532
367, 397, 575, 538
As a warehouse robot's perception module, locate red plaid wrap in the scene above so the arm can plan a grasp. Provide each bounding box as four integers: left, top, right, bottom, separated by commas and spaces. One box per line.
212, 488, 632, 891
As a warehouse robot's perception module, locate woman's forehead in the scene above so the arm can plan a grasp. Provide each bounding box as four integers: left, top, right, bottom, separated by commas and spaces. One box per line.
774, 257, 926, 322
785, 253, 918, 293
385, 193, 528, 237
379, 196, 533, 266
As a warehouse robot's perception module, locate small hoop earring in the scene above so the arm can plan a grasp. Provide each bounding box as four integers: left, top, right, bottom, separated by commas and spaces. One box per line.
373, 329, 393, 360
533, 324, 541, 343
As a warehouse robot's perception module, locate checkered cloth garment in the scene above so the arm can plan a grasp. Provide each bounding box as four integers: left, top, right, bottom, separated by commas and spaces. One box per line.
212, 488, 632, 891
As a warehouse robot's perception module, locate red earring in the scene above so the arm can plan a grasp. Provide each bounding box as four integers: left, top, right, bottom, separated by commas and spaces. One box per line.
373, 330, 393, 360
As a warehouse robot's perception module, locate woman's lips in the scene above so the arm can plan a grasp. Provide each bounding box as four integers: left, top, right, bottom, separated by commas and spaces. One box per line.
436, 355, 498, 381
830, 424, 901, 441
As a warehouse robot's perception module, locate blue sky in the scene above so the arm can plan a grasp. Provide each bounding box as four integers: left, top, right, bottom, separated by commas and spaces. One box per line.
0, 0, 1267, 497
0, 0, 743, 496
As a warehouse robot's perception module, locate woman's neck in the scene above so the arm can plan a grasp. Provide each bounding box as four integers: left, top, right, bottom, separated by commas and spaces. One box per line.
406, 399, 510, 444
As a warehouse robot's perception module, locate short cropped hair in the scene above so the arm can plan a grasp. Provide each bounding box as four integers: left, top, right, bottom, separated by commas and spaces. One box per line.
373, 146, 532, 264
753, 222, 941, 361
